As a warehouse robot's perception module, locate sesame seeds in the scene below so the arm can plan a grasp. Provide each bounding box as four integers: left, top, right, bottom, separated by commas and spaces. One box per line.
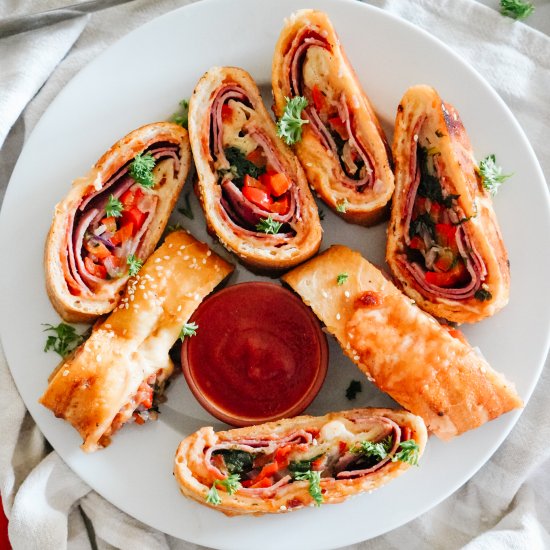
413, 134, 419, 142
344, 291, 350, 298
321, 290, 328, 298
336, 313, 341, 321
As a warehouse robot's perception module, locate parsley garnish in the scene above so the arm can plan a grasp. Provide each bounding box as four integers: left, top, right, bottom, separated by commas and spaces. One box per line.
479, 154, 512, 196
500, 0, 534, 19
345, 379, 362, 400
336, 273, 348, 286
205, 474, 241, 505
336, 198, 348, 213
292, 470, 323, 506
392, 439, 420, 466
276, 96, 309, 145
172, 98, 190, 129
43, 323, 85, 358
177, 191, 194, 220
129, 153, 156, 189
126, 254, 143, 277
105, 194, 123, 218
351, 439, 391, 461
179, 322, 198, 340
222, 147, 266, 186
474, 288, 493, 302
256, 216, 283, 234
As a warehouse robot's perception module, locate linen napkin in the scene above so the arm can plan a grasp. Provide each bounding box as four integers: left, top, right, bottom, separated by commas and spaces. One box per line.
0, 1, 549, 549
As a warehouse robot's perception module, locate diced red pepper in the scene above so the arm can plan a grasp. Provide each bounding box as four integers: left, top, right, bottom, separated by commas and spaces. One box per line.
101, 216, 118, 234
311, 457, 325, 471
140, 386, 153, 409
311, 85, 326, 112
120, 187, 144, 209
242, 477, 273, 489
270, 194, 290, 215
84, 239, 111, 259
121, 207, 147, 235
84, 257, 107, 279
434, 255, 455, 272
425, 260, 467, 287
260, 171, 292, 197
408, 236, 425, 250
274, 445, 293, 468
110, 222, 134, 246
221, 103, 232, 122
242, 180, 273, 210
435, 223, 457, 248
338, 441, 348, 454
328, 116, 349, 140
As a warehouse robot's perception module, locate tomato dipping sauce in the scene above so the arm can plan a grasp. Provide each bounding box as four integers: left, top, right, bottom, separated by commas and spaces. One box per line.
181, 282, 328, 426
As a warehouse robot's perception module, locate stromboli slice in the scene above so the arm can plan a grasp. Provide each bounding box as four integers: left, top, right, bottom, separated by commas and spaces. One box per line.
174, 408, 427, 516
45, 122, 190, 323
188, 66, 322, 270
40, 231, 234, 452
272, 10, 394, 225
283, 245, 522, 440
386, 85, 510, 323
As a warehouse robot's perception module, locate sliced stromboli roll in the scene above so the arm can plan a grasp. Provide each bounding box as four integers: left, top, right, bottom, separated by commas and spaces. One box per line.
283, 246, 522, 440
272, 10, 394, 225
386, 85, 510, 324
40, 231, 234, 452
188, 66, 322, 271
45, 122, 191, 323
174, 408, 427, 516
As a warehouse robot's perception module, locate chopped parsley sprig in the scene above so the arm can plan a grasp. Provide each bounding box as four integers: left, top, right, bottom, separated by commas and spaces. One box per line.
351, 437, 392, 460
392, 439, 420, 466
336, 273, 348, 286
205, 474, 241, 505
479, 154, 512, 196
500, 0, 534, 20
172, 98, 190, 129
292, 470, 323, 506
256, 216, 283, 235
105, 194, 123, 218
276, 96, 309, 145
179, 322, 198, 341
129, 153, 156, 189
126, 254, 143, 277
43, 322, 86, 358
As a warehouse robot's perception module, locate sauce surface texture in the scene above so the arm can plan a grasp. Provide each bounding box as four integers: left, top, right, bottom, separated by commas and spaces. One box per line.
182, 282, 327, 425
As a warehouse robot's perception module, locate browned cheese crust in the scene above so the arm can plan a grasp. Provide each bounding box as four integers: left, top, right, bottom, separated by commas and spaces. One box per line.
272, 10, 394, 225
283, 245, 522, 439
174, 408, 427, 516
45, 122, 191, 323
188, 66, 322, 271
40, 231, 234, 452
386, 85, 510, 323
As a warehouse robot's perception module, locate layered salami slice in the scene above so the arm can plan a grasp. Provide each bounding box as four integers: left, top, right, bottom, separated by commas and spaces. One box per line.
174, 408, 427, 515
188, 66, 322, 271
283, 245, 522, 440
40, 231, 234, 452
386, 86, 510, 323
272, 10, 394, 225
45, 122, 191, 322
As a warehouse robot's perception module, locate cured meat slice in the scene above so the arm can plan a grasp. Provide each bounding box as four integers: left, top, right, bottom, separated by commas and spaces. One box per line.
272, 10, 394, 225
188, 66, 322, 271
45, 122, 191, 322
386, 85, 510, 323
40, 231, 234, 452
174, 408, 427, 515
283, 245, 522, 440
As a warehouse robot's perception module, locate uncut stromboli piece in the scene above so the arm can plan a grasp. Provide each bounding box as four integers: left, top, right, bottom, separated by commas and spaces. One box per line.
188, 66, 322, 270
272, 10, 394, 225
45, 122, 191, 323
283, 246, 522, 440
174, 408, 427, 515
40, 231, 234, 452
386, 86, 510, 324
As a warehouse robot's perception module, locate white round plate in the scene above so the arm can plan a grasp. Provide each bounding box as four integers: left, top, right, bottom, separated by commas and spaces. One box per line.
1, 0, 549, 548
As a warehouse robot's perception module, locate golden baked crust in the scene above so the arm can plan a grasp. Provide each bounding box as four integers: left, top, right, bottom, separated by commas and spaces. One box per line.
174, 408, 427, 516
40, 231, 234, 452
188, 66, 322, 271
386, 85, 510, 323
283, 245, 522, 439
45, 122, 191, 323
272, 10, 394, 225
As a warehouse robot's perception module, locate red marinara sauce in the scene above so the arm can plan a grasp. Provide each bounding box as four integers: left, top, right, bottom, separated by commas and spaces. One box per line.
181, 282, 328, 426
